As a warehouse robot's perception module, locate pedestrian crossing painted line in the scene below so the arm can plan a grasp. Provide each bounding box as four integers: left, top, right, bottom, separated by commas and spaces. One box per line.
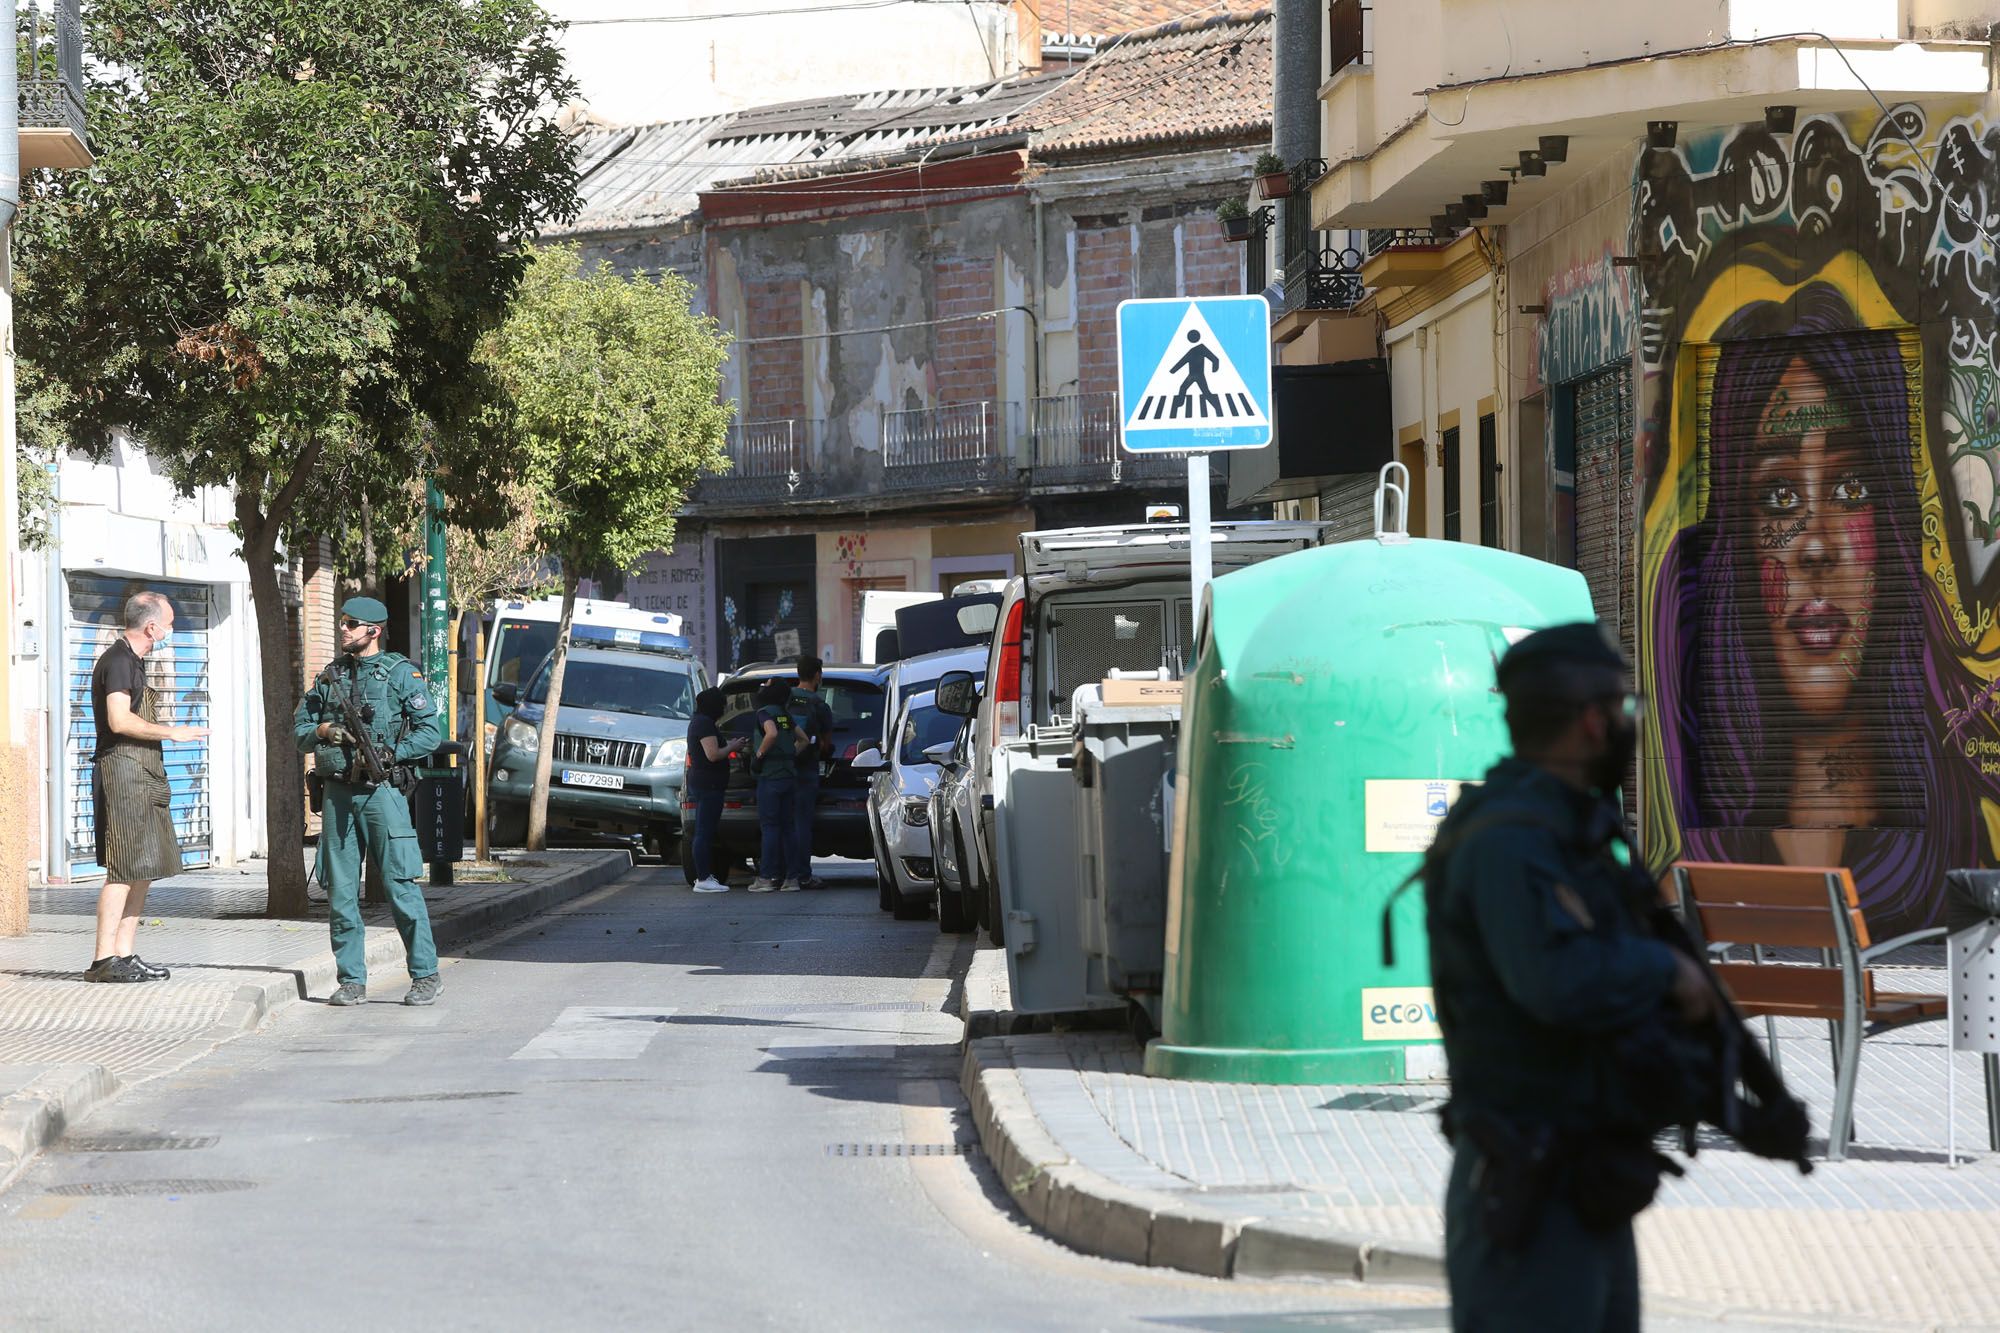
508, 1006, 678, 1060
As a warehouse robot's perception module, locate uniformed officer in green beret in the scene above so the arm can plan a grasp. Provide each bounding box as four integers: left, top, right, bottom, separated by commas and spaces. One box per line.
1423, 622, 1717, 1332
294, 596, 444, 1007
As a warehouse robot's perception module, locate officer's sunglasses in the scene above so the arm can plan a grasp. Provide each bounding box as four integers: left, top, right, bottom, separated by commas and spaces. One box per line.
1601, 692, 1646, 721
340, 618, 374, 631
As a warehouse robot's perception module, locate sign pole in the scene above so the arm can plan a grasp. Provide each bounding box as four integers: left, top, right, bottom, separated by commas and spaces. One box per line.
1188, 452, 1213, 635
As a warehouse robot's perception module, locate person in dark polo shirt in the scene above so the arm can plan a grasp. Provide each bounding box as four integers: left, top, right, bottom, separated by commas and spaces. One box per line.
86, 591, 208, 983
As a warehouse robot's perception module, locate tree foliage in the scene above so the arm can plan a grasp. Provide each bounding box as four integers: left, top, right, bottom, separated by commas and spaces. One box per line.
13, 0, 581, 914
478, 244, 731, 848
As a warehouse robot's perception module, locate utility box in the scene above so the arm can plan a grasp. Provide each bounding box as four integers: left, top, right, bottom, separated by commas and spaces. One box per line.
1145, 536, 1593, 1084
1074, 691, 1181, 1031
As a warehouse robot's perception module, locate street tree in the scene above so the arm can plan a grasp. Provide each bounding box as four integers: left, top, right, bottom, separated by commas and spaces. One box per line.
478, 244, 731, 850
13, 1, 579, 915
391, 475, 557, 860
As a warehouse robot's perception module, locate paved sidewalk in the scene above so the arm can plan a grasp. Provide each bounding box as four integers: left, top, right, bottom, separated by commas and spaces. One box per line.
959, 948, 2000, 1329
0, 849, 632, 1190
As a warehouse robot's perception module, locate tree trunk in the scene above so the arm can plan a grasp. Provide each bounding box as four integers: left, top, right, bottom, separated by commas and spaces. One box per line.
524, 567, 578, 852
360, 494, 378, 592
239, 499, 311, 918
473, 613, 491, 862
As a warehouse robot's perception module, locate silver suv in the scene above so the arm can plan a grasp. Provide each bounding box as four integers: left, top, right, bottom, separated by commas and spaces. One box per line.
487, 641, 709, 856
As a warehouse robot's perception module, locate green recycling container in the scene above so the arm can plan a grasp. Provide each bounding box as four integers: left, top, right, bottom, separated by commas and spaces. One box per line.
1144, 536, 1593, 1083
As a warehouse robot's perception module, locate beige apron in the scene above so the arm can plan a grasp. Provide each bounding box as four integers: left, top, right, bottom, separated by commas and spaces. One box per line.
93, 673, 181, 882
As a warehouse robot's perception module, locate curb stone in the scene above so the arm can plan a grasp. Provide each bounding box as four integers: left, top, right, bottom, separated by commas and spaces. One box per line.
958, 985, 1447, 1286
0, 849, 632, 1196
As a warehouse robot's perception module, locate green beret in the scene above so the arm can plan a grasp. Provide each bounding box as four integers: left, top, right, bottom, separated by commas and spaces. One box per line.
341, 596, 389, 625
1496, 621, 1627, 693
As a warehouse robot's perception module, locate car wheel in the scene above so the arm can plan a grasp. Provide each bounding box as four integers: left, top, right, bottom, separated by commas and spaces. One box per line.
979, 850, 1005, 948
489, 802, 527, 848
938, 828, 975, 934
679, 832, 699, 885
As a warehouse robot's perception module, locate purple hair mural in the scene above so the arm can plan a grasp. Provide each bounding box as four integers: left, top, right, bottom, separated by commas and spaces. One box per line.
1635, 107, 2000, 935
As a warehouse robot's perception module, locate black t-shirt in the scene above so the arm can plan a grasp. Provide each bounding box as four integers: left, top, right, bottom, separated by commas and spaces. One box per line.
92, 638, 158, 760
686, 714, 731, 790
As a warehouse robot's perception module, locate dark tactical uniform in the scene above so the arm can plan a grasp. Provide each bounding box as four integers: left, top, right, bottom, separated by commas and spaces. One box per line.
294, 650, 443, 987
787, 684, 833, 882
1425, 758, 1678, 1332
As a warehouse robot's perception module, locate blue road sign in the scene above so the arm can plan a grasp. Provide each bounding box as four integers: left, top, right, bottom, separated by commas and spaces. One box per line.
1116, 295, 1272, 453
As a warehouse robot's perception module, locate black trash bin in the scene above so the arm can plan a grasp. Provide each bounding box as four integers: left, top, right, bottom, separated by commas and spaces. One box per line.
415, 743, 468, 885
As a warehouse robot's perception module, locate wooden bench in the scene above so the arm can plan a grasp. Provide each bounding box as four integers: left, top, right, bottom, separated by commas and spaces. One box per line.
1667, 861, 1946, 1161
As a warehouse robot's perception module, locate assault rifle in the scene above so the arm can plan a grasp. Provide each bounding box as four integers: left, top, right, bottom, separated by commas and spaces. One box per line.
314, 657, 402, 791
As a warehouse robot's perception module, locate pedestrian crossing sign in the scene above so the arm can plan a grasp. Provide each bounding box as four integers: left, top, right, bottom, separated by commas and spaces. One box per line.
1116, 295, 1272, 452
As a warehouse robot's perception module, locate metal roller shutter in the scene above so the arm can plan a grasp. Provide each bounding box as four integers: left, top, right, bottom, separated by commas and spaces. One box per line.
1317, 473, 1380, 542
1573, 366, 1636, 661
66, 576, 214, 877
1690, 330, 1920, 829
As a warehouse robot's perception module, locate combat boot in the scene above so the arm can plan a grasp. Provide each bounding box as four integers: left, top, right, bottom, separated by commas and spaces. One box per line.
328, 982, 367, 1006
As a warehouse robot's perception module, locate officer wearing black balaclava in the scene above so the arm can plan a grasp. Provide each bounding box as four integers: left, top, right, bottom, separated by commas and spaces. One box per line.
1422, 622, 1718, 1332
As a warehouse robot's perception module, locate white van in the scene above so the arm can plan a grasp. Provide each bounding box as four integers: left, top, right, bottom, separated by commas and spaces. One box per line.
934, 521, 1326, 943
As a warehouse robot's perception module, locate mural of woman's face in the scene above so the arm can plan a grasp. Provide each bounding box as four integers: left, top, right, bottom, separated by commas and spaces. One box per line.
1750, 359, 1878, 715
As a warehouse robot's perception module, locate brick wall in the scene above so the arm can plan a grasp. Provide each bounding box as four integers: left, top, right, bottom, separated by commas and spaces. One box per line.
1074, 226, 1134, 398
1181, 216, 1242, 298
295, 534, 337, 838
744, 278, 806, 421
932, 256, 997, 403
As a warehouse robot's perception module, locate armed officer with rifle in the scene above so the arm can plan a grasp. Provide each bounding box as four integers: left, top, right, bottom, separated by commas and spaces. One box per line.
1420, 623, 1809, 1331
294, 597, 444, 1008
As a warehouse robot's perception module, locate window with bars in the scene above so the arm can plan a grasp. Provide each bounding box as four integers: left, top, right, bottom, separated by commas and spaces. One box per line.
1478, 412, 1500, 548
1442, 426, 1462, 542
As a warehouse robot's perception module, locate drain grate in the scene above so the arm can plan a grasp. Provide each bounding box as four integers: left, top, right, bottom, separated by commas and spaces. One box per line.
825, 1142, 979, 1158
45, 1178, 255, 1196
722, 1001, 929, 1015
60, 1134, 218, 1153
334, 1090, 518, 1105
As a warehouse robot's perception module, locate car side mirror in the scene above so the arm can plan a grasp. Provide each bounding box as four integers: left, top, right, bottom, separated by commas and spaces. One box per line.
851, 747, 887, 771
935, 670, 978, 717
922, 741, 955, 765
492, 682, 519, 707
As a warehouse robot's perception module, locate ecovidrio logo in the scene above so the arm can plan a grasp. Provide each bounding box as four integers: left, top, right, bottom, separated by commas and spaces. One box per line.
1360, 987, 1441, 1041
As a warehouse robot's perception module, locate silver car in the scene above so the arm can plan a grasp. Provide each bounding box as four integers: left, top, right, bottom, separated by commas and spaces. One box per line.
861, 689, 960, 923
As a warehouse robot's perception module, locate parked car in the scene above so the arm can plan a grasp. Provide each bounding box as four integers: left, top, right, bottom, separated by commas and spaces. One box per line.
486, 639, 709, 855
678, 662, 891, 884
940, 521, 1327, 943
861, 689, 963, 923
883, 645, 987, 745
926, 707, 983, 935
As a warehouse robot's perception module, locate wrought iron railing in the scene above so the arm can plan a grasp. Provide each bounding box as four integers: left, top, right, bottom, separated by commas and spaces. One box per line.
1329, 0, 1369, 74
20, 0, 85, 143
1243, 205, 1276, 296
1366, 227, 1455, 256
1028, 392, 1223, 488
1273, 159, 1362, 314
695, 417, 820, 505
882, 400, 1020, 490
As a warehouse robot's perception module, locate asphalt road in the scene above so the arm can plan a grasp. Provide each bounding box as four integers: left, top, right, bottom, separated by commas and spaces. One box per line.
0, 861, 1453, 1331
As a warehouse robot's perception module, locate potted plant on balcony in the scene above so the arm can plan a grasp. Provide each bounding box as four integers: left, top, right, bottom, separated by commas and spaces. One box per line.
1217, 197, 1253, 242
1254, 152, 1290, 200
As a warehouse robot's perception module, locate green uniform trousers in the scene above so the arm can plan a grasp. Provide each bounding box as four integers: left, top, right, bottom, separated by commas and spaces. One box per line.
318, 780, 438, 987
1444, 1145, 1639, 1332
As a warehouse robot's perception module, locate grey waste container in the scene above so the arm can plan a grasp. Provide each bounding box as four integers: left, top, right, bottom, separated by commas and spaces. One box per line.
1946, 869, 2000, 1155
1073, 692, 1180, 1032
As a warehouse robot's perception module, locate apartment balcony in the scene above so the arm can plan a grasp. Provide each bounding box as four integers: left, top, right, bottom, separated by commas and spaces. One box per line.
881, 400, 1021, 492
1314, 2, 1986, 230
21, 0, 89, 170
1360, 226, 1461, 291
694, 418, 822, 506
1028, 392, 1221, 491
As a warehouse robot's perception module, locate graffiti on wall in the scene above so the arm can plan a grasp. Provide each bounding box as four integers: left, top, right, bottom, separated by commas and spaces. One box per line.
1632, 101, 2000, 935
627, 542, 712, 673
1535, 244, 1636, 392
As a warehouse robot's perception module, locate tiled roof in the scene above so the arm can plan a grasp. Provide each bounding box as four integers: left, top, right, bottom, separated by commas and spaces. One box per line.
1024, 8, 1271, 157
555, 78, 1070, 233
1034, 0, 1199, 45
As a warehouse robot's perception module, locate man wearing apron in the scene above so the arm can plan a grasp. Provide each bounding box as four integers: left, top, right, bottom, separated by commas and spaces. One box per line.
87, 591, 207, 983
